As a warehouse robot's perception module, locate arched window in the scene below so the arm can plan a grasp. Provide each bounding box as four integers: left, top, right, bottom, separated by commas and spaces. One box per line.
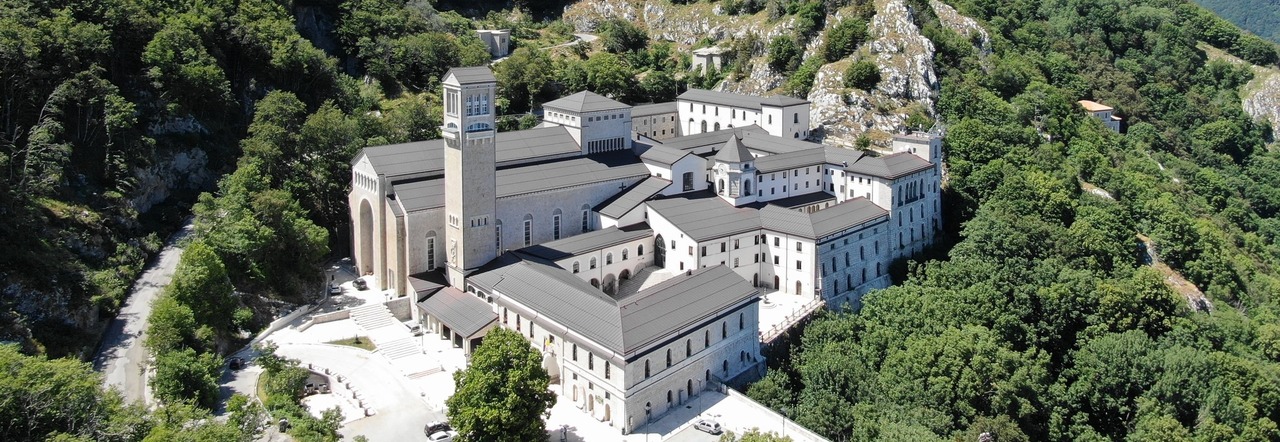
794, 132, 800, 138
714, 122, 721, 131
645, 360, 651, 378
522, 214, 534, 246
704, 330, 710, 347
743, 179, 752, 195
590, 257, 598, 269
717, 179, 726, 195
739, 313, 744, 330
666, 349, 672, 367
686, 339, 691, 357
701, 121, 708, 133
572, 262, 580, 273
638, 244, 644, 256
606, 253, 613, 265
622, 249, 629, 261
722, 322, 727, 338
552, 208, 563, 240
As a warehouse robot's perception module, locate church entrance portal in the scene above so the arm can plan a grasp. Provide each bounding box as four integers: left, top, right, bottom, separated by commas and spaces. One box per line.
654, 235, 665, 267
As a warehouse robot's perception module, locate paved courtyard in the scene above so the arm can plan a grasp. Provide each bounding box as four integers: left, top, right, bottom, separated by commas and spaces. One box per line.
219, 272, 819, 441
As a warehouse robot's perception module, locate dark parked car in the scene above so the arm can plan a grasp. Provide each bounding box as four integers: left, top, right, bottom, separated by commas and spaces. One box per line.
228, 357, 245, 370
423, 421, 451, 436
353, 278, 368, 290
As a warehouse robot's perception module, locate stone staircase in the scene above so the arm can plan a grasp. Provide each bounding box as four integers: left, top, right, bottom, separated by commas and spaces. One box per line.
348, 302, 443, 378
350, 304, 396, 330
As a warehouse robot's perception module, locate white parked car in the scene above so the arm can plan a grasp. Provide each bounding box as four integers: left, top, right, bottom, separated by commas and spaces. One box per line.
694, 418, 722, 435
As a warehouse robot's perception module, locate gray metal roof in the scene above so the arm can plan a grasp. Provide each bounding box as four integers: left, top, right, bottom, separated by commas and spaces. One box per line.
714, 135, 753, 163
496, 153, 649, 198
631, 102, 678, 117
753, 149, 828, 173
678, 89, 808, 110
418, 286, 497, 337
470, 259, 625, 353
616, 265, 758, 353
444, 67, 496, 84
544, 91, 630, 113
646, 192, 762, 241
639, 144, 690, 166
759, 95, 809, 107
393, 153, 650, 212
517, 224, 654, 261
658, 126, 811, 158
356, 126, 579, 180
808, 198, 887, 238
596, 177, 671, 218
759, 197, 888, 239
471, 257, 756, 358
840, 152, 934, 179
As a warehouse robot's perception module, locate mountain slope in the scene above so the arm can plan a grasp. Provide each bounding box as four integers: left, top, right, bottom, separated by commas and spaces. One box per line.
1196, 0, 1280, 42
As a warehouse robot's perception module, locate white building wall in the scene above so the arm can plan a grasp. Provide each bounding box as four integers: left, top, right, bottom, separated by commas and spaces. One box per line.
677, 101, 761, 136
694, 232, 766, 287
646, 209, 698, 274
556, 237, 655, 289
620, 301, 761, 432
494, 178, 645, 253
814, 221, 892, 310
580, 108, 634, 153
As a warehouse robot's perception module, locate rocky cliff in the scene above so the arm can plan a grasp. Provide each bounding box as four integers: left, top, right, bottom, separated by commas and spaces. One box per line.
1201, 43, 1280, 141
564, 0, 988, 148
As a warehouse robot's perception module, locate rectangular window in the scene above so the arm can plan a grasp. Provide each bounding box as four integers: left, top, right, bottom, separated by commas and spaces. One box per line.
796, 242, 802, 252
773, 256, 779, 265
572, 344, 578, 361
734, 258, 739, 267
796, 260, 802, 270
588, 353, 594, 370
721, 243, 727, 253
553, 215, 562, 240
523, 220, 532, 246
426, 237, 436, 270
701, 246, 706, 257
734, 239, 740, 249
774, 237, 780, 247
495, 225, 501, 252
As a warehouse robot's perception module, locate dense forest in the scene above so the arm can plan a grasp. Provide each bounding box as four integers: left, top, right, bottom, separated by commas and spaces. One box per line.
1196, 0, 1280, 43
748, 0, 1280, 441
4, 0, 1280, 440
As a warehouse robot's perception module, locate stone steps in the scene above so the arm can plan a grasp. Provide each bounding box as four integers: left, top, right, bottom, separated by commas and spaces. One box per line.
350, 304, 396, 330
377, 338, 421, 360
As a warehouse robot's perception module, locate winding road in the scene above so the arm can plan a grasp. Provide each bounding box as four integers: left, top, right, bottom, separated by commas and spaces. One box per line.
92, 220, 195, 405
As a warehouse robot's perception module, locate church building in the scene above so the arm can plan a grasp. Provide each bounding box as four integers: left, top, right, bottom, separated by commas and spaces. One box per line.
348, 67, 943, 434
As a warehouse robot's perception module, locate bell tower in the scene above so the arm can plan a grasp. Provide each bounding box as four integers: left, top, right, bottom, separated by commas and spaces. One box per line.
441, 67, 498, 288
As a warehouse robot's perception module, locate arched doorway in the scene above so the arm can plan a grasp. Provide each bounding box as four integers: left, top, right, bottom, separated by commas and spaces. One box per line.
620, 269, 631, 280
602, 274, 617, 295
753, 273, 759, 287
654, 235, 666, 267
687, 379, 694, 398
796, 280, 803, 295
591, 278, 600, 288
603, 404, 611, 422
773, 275, 780, 289
358, 199, 374, 274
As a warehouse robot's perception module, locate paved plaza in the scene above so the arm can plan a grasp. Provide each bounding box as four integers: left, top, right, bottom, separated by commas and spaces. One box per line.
219, 273, 818, 441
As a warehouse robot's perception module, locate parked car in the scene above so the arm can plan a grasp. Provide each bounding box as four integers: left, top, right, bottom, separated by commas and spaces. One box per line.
423, 421, 451, 435
693, 418, 722, 435
328, 283, 341, 295
228, 357, 245, 370
353, 278, 368, 290
426, 430, 456, 442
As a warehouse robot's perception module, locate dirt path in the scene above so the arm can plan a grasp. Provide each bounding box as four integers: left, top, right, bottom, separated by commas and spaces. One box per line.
92, 219, 195, 405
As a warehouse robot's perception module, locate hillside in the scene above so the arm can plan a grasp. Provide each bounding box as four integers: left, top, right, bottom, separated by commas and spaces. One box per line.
1196, 0, 1280, 43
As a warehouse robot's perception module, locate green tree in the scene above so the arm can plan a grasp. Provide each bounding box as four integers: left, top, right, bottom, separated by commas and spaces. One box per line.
0, 345, 150, 442
843, 60, 881, 91
768, 36, 801, 73
446, 328, 555, 442
822, 19, 867, 62
600, 19, 648, 54
151, 348, 223, 409
166, 240, 237, 339
144, 294, 197, 354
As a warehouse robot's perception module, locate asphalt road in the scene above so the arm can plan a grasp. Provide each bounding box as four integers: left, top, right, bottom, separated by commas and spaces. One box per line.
93, 220, 195, 405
